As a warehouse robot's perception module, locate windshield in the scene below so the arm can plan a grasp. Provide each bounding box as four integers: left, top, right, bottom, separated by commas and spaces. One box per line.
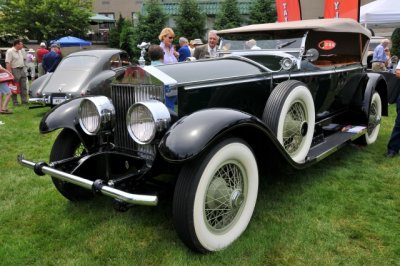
218, 31, 304, 52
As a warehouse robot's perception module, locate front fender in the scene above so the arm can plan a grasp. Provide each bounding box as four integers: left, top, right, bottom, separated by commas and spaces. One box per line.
158, 108, 284, 163
29, 73, 52, 97
39, 97, 97, 150
39, 97, 84, 133
365, 72, 388, 117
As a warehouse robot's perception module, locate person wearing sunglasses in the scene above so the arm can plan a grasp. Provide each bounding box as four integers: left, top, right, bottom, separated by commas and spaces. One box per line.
158, 27, 178, 64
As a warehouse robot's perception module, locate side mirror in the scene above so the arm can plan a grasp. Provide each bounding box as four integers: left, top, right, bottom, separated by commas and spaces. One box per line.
304, 48, 319, 62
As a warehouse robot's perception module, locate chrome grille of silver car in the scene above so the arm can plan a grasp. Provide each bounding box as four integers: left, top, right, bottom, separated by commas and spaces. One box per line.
110, 84, 164, 156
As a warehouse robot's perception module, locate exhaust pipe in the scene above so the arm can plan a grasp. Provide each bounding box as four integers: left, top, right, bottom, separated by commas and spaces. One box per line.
17, 155, 158, 206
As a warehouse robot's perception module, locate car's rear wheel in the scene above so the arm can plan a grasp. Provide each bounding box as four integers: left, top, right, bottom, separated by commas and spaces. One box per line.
173, 138, 258, 253
262, 80, 315, 163
50, 129, 94, 201
360, 92, 382, 145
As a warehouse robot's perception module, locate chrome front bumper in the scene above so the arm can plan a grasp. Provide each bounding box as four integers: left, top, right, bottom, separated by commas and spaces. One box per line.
28, 97, 49, 105
17, 155, 158, 206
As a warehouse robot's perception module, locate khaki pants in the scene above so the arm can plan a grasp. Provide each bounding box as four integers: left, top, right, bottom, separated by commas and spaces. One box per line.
38, 62, 45, 77
11, 68, 28, 105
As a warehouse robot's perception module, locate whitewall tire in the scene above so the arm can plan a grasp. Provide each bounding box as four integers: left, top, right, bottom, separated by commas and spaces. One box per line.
263, 80, 315, 163
173, 138, 258, 253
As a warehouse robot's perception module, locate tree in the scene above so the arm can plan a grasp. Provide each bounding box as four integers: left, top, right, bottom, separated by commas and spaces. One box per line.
133, 0, 167, 62
108, 15, 126, 48
119, 20, 136, 58
248, 0, 277, 24
175, 0, 206, 42
214, 0, 242, 30
391, 28, 400, 58
0, 0, 93, 42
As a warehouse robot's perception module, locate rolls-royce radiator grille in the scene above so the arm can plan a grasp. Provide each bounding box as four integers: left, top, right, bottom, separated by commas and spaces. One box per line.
110, 84, 164, 155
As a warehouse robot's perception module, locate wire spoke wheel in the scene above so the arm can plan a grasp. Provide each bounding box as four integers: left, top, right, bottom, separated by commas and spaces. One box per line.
263, 80, 315, 163
173, 138, 258, 253
205, 162, 244, 232
283, 101, 308, 155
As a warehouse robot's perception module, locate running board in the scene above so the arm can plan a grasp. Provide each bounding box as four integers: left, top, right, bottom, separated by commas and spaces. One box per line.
307, 127, 366, 162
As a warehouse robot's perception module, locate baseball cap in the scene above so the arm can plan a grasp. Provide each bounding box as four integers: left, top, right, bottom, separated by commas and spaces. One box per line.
40, 42, 46, 47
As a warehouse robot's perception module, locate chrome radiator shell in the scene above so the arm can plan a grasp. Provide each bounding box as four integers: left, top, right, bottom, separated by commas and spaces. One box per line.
110, 84, 164, 156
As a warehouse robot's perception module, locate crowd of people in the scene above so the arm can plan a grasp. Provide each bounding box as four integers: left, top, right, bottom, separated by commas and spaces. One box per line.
0, 40, 62, 114
148, 28, 220, 66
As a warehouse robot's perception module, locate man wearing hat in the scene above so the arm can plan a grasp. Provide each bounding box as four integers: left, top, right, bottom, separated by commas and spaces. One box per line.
25, 49, 36, 81
42, 44, 61, 74
189, 39, 203, 56
36, 42, 49, 77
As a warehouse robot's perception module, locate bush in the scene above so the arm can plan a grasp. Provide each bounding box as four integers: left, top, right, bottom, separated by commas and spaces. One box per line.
391, 28, 400, 58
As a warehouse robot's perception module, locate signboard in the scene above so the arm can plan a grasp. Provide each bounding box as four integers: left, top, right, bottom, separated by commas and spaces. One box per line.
324, 0, 360, 21
276, 0, 302, 22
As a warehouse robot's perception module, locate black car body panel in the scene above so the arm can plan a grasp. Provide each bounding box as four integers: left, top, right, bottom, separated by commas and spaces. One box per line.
158, 108, 282, 163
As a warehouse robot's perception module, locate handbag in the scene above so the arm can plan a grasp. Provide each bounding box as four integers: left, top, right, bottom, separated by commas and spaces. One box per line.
9, 81, 20, 95
0, 68, 14, 83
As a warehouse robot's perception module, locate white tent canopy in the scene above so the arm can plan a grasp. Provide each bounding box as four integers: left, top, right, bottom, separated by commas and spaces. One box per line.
360, 0, 400, 28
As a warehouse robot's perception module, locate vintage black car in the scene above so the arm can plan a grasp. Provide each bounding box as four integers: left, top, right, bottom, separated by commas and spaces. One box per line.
29, 49, 131, 107
19, 18, 388, 253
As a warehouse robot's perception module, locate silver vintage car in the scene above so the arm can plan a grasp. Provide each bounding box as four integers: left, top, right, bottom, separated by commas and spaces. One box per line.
29, 49, 131, 107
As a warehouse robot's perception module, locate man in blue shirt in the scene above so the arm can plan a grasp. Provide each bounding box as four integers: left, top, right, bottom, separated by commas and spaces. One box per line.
178, 37, 191, 62
42, 44, 61, 73
372, 39, 390, 72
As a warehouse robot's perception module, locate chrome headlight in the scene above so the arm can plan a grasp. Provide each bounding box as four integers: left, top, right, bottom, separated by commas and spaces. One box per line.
280, 57, 296, 70
78, 96, 115, 135
127, 100, 171, 144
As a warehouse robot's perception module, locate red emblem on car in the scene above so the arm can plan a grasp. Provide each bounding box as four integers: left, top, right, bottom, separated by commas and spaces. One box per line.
318, 40, 336, 50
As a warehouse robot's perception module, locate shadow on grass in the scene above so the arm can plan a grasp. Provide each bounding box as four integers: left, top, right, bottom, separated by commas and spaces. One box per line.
55, 143, 359, 225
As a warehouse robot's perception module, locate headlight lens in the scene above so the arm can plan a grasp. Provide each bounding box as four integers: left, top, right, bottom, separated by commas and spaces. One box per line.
127, 101, 171, 144
78, 96, 115, 135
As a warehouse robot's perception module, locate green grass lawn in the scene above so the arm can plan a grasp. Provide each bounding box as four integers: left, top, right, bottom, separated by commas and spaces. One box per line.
0, 104, 399, 265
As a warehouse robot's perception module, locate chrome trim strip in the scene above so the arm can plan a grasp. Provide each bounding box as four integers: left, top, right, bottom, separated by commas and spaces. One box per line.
17, 155, 158, 206
184, 76, 267, 90
274, 65, 362, 79
184, 63, 361, 90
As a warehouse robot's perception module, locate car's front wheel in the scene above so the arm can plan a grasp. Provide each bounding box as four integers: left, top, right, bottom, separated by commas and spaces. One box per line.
50, 129, 94, 201
173, 138, 258, 253
263, 80, 315, 163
